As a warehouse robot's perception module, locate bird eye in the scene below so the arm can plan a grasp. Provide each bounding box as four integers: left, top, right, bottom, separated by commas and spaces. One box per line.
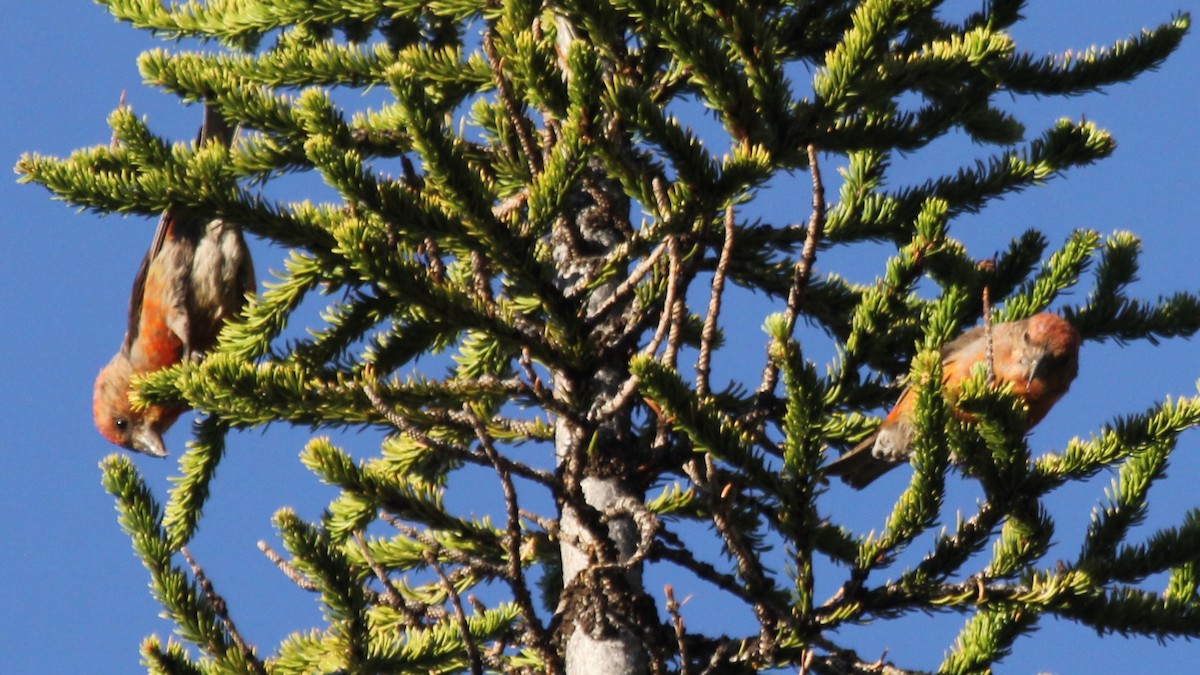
114, 417, 130, 432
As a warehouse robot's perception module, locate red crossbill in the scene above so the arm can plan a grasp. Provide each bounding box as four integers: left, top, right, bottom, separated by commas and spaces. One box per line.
825, 312, 1081, 488
92, 104, 255, 457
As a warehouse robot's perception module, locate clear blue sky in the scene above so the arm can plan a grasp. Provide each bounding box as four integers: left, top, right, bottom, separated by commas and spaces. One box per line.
3, 2, 1200, 673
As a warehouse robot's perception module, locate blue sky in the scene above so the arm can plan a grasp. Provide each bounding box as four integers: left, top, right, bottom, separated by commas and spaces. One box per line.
3, 2, 1200, 673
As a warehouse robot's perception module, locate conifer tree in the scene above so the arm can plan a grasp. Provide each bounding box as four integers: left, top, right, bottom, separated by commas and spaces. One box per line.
18, 1, 1200, 673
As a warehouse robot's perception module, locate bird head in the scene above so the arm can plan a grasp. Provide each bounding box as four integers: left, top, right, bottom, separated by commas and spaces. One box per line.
1022, 313, 1082, 391
93, 354, 175, 458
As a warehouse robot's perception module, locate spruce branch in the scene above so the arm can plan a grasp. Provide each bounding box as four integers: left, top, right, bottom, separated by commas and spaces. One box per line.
483, 28, 544, 177
465, 406, 558, 669
424, 550, 485, 675
163, 416, 228, 549
140, 636, 203, 675
180, 546, 267, 675
353, 530, 404, 607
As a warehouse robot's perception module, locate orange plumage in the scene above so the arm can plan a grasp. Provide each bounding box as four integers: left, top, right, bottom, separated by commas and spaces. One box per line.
92, 104, 254, 457
825, 312, 1081, 488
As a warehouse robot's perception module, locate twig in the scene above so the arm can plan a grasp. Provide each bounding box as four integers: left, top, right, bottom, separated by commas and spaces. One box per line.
471, 250, 496, 311
665, 585, 691, 675
696, 204, 736, 398
422, 237, 446, 284
589, 237, 680, 423
684, 456, 787, 660
465, 406, 560, 674
354, 531, 404, 607
601, 496, 660, 567
806, 637, 916, 675
362, 372, 458, 454
380, 513, 509, 582
590, 240, 669, 320
652, 176, 671, 218
257, 540, 316, 590
757, 144, 826, 398
110, 90, 127, 148
520, 345, 549, 398
697, 640, 736, 675
483, 30, 544, 176
181, 546, 267, 675
590, 372, 643, 423
362, 374, 556, 487
662, 237, 686, 370
651, 537, 761, 607
492, 190, 529, 221
798, 647, 815, 675
425, 551, 484, 675
980, 257, 997, 385
487, 366, 585, 428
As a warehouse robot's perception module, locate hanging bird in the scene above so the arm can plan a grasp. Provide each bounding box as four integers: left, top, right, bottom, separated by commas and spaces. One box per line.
826, 312, 1081, 488
93, 103, 254, 457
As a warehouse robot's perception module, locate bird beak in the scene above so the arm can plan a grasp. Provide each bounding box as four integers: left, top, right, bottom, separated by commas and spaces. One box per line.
1026, 351, 1050, 388
130, 427, 169, 458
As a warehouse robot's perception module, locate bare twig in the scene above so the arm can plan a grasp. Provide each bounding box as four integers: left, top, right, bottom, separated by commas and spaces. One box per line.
757, 144, 826, 398
362, 372, 457, 454
590, 240, 669, 320
799, 647, 815, 675
806, 639, 917, 675
589, 236, 681, 423
652, 176, 671, 218
492, 190, 529, 221
590, 373, 643, 423
519, 509, 558, 534
518, 347, 552, 405
601, 495, 660, 567
110, 90, 127, 148
425, 551, 484, 675
471, 250, 496, 311
422, 236, 446, 284
354, 531, 404, 607
662, 236, 686, 369
257, 540, 316, 591
683, 456, 791, 661
483, 30, 544, 176
697, 640, 736, 675
665, 585, 691, 675
362, 374, 555, 487
466, 406, 560, 674
651, 537, 762, 607
696, 204, 736, 398
980, 257, 997, 385
181, 546, 267, 675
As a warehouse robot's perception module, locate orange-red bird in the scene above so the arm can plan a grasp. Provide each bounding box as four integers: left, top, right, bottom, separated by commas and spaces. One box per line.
825, 312, 1081, 488
92, 104, 254, 457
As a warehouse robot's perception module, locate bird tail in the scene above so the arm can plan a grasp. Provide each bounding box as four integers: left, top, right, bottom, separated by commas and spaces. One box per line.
199, 100, 235, 148
824, 435, 902, 489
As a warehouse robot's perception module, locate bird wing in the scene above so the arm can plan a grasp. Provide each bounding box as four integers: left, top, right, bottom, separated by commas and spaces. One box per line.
120, 210, 174, 355
120, 101, 235, 355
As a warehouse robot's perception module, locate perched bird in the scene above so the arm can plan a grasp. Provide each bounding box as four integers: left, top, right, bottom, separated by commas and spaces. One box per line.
825, 312, 1081, 488
92, 104, 254, 457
